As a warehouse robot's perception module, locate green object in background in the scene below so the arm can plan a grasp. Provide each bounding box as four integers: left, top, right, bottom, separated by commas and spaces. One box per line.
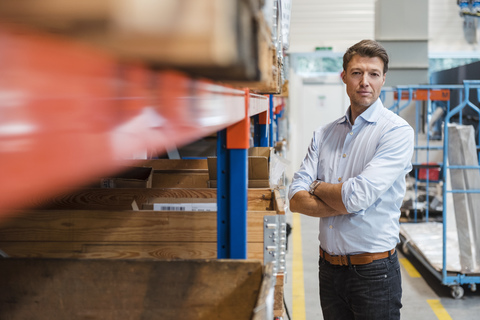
315, 46, 333, 51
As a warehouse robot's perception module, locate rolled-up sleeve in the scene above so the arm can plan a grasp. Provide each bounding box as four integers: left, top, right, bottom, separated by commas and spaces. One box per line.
341, 124, 414, 214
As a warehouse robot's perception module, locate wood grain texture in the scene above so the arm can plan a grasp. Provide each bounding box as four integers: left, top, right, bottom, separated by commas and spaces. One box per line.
31, 188, 272, 211
0, 241, 264, 261
0, 259, 266, 320
0, 210, 270, 242
0, 188, 282, 261
0, 210, 270, 260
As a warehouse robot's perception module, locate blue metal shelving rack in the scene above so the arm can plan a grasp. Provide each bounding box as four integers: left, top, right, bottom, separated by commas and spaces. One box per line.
216, 91, 271, 259
384, 81, 480, 298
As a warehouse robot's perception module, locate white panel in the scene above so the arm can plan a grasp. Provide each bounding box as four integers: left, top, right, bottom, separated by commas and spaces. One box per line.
381, 41, 429, 68
375, 0, 428, 40
289, 0, 375, 53
289, 0, 479, 55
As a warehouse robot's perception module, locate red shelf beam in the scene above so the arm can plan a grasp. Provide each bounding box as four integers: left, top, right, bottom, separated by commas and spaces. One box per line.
0, 24, 260, 216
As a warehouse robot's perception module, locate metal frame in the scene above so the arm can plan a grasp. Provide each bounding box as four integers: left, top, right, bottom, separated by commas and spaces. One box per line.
217, 90, 270, 259
385, 81, 480, 298
0, 23, 276, 260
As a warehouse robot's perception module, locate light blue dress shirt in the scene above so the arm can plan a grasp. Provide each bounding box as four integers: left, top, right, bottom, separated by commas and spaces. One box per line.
288, 98, 414, 255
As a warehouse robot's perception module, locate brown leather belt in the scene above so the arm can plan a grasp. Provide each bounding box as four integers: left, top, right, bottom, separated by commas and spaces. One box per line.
319, 247, 395, 266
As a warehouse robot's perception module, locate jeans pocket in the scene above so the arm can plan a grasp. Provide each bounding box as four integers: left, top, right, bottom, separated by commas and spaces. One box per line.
353, 260, 389, 280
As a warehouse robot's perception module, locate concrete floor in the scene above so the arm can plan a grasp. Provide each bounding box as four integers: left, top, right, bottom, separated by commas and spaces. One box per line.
283, 212, 480, 320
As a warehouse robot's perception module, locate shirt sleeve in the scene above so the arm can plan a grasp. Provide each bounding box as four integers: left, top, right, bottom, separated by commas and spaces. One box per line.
288, 131, 320, 201
342, 124, 414, 214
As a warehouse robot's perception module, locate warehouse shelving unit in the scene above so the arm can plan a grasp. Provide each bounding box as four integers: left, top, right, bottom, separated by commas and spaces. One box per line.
0, 1, 290, 318
0, 20, 279, 255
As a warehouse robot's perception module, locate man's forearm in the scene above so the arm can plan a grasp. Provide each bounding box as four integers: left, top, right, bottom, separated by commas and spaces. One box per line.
289, 190, 346, 218
312, 182, 349, 214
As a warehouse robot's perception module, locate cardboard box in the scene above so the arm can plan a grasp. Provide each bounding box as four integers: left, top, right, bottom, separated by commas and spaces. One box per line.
125, 159, 210, 188
207, 147, 274, 188
100, 167, 153, 188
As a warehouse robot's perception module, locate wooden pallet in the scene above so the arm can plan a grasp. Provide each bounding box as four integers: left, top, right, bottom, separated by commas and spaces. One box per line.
0, 258, 274, 320
0, 188, 283, 261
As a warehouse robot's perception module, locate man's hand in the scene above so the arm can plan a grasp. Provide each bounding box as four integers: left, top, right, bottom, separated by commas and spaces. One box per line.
289, 182, 349, 217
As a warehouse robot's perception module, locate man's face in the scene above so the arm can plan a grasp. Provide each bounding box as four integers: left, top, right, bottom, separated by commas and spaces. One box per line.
341, 55, 386, 111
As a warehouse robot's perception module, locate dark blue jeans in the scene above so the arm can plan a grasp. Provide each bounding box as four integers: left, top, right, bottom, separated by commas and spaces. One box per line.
318, 251, 402, 320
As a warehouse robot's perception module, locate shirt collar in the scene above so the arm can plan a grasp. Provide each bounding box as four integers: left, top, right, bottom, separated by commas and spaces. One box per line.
340, 98, 384, 125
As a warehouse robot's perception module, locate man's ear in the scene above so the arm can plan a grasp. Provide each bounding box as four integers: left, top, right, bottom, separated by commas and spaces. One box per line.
341, 71, 346, 83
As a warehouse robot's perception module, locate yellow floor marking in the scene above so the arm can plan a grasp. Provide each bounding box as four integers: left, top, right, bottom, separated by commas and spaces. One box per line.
427, 299, 453, 320
292, 212, 306, 320
399, 257, 421, 278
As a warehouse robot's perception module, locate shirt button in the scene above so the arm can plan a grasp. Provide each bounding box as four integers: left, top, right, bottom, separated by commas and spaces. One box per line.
343, 154, 347, 158
338, 177, 342, 182
350, 132, 353, 135
329, 225, 333, 229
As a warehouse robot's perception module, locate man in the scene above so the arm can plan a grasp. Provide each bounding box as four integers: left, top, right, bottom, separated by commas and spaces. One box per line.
288, 39, 414, 320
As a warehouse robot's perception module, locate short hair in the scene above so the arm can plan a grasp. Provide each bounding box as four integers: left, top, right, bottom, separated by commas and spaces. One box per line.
343, 40, 389, 74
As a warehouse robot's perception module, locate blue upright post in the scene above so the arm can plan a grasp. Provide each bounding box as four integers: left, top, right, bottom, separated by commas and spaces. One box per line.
269, 94, 274, 147
216, 129, 229, 258
259, 126, 269, 147
216, 89, 250, 259
228, 148, 248, 259
254, 105, 269, 147
252, 114, 261, 146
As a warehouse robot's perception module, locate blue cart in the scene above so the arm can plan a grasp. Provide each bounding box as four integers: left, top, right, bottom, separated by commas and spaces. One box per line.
383, 81, 480, 299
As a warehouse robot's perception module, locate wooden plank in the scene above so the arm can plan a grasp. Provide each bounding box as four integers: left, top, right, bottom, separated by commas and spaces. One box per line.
0, 210, 270, 260
273, 273, 286, 318
273, 189, 286, 215
0, 241, 264, 261
152, 172, 210, 188
122, 159, 211, 188
0, 0, 263, 80
0, 259, 265, 320
127, 159, 209, 171
252, 263, 276, 320
0, 210, 270, 242
31, 188, 272, 211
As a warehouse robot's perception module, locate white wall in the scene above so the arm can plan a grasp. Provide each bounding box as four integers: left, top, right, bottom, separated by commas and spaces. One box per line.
287, 72, 349, 179
288, 0, 375, 53
289, 0, 480, 55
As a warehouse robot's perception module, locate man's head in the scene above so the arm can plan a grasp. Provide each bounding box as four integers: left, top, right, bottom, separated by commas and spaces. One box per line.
341, 40, 388, 114
343, 40, 389, 74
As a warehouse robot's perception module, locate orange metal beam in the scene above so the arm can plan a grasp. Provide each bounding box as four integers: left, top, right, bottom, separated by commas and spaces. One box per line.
0, 24, 248, 216
226, 89, 250, 149
394, 89, 450, 101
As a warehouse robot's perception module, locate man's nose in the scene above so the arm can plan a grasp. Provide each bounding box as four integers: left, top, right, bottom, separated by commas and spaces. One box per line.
359, 74, 370, 86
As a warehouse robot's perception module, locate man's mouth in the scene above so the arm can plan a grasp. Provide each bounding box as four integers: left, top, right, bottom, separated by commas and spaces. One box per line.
357, 91, 371, 96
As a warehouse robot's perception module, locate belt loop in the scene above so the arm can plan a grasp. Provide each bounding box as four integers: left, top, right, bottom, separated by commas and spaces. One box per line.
388, 249, 393, 260
346, 255, 352, 269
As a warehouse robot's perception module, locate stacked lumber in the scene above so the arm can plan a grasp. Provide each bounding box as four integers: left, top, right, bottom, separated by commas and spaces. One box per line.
0, 188, 280, 261
0, 0, 283, 92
